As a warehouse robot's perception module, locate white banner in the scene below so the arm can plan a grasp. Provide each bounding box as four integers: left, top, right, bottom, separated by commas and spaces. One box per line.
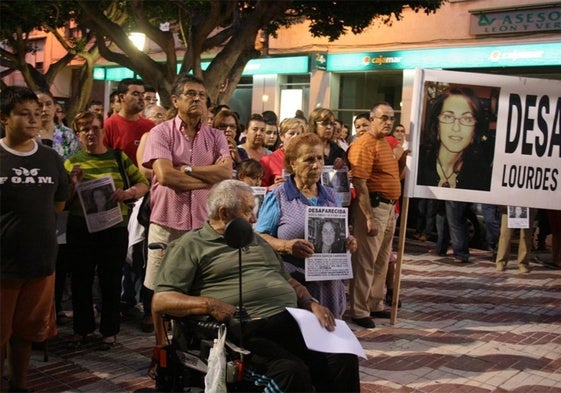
405, 69, 560, 210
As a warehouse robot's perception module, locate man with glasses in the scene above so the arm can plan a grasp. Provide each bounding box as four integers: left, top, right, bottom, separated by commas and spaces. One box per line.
143, 86, 158, 106
144, 104, 167, 125
347, 102, 402, 329
141, 74, 232, 340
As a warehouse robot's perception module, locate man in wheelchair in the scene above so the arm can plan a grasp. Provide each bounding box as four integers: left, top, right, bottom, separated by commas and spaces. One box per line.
152, 179, 360, 392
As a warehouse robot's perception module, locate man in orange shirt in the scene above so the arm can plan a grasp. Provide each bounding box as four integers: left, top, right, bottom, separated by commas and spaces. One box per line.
347, 102, 402, 329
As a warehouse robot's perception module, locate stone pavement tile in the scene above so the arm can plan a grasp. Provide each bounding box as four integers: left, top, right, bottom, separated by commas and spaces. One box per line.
499, 370, 546, 391
78, 379, 124, 392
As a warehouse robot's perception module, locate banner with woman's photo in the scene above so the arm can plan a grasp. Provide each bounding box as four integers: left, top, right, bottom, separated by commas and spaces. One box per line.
405, 69, 560, 210
76, 176, 123, 233
304, 206, 352, 282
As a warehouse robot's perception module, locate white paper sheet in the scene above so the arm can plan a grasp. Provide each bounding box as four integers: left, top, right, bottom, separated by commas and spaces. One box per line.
286, 307, 366, 359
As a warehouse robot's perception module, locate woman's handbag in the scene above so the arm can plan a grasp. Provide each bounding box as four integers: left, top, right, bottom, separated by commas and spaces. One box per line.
137, 191, 151, 228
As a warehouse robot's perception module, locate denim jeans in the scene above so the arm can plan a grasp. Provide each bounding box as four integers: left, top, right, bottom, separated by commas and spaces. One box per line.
481, 204, 500, 251
445, 201, 470, 262
416, 198, 437, 236
435, 210, 449, 255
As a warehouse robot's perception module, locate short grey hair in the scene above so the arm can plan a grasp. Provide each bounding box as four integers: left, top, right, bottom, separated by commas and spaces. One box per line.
207, 179, 253, 219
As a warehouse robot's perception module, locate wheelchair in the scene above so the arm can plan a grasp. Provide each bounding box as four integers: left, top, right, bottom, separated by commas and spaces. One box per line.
150, 218, 263, 392
153, 314, 258, 392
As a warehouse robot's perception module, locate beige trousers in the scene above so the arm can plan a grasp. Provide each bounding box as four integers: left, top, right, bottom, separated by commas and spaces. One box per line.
495, 212, 534, 267
349, 200, 395, 318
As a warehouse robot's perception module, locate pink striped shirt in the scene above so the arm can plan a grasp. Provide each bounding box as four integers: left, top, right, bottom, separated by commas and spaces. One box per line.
142, 117, 230, 231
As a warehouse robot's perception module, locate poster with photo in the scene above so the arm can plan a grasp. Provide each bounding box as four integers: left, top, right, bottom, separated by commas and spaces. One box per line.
321, 166, 351, 206
304, 206, 352, 282
405, 69, 560, 210
76, 176, 123, 233
251, 187, 267, 228
507, 206, 529, 229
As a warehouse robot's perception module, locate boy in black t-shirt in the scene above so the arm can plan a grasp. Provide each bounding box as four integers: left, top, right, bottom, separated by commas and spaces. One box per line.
0, 86, 69, 392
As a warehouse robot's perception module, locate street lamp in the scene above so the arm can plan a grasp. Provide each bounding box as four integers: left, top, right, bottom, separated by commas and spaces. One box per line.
128, 32, 146, 51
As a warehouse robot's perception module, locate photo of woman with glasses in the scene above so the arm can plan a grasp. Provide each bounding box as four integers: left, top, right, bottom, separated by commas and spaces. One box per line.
417, 85, 495, 191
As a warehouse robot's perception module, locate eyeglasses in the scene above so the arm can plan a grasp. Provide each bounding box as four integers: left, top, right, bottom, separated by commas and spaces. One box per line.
182, 90, 207, 100
315, 121, 336, 127
218, 123, 237, 130
76, 125, 101, 134
372, 115, 395, 123
438, 113, 476, 126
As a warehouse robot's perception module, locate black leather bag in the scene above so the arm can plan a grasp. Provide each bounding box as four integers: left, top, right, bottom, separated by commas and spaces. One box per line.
138, 191, 151, 228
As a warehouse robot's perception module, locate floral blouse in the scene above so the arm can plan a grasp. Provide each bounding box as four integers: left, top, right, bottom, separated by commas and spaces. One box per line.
52, 124, 81, 160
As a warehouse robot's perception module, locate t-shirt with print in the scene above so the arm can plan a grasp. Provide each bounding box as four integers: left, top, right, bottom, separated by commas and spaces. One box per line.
0, 140, 69, 279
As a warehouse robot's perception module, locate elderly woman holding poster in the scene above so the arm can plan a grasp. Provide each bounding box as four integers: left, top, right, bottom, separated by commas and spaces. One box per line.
417, 86, 492, 191
256, 133, 357, 318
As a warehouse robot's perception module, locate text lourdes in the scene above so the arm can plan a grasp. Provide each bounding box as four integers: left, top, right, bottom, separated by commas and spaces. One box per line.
502, 93, 560, 191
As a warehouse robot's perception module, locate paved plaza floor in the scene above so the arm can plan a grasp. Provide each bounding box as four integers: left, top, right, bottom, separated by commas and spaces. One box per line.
2, 238, 560, 392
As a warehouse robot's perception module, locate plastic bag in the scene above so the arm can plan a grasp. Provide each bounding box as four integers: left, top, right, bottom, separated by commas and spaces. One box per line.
204, 324, 227, 393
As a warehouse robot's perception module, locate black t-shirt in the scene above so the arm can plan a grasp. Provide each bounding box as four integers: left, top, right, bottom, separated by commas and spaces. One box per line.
0, 140, 69, 279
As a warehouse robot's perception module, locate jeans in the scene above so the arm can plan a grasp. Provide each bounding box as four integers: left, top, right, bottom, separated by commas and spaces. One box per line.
416, 198, 437, 236
435, 210, 449, 255
445, 201, 470, 262
481, 204, 500, 251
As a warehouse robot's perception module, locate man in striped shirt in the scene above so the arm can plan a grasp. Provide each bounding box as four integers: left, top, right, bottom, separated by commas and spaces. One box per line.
347, 102, 401, 329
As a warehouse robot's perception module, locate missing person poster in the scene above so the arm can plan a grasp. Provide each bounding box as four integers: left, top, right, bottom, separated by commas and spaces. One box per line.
251, 186, 266, 228
405, 69, 560, 210
304, 206, 352, 282
76, 176, 123, 233
321, 166, 351, 206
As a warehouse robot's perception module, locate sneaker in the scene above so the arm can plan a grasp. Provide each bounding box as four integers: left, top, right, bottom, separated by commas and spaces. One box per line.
56, 312, 72, 325
496, 262, 506, 272
351, 317, 375, 329
518, 264, 531, 274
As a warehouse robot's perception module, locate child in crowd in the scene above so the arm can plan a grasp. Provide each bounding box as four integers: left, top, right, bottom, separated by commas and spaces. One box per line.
1, 86, 69, 392
236, 158, 264, 187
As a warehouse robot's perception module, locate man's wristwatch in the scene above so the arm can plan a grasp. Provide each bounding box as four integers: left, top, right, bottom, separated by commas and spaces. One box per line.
184, 165, 193, 174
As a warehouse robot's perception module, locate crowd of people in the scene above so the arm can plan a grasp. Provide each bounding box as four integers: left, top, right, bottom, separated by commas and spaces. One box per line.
1, 75, 559, 392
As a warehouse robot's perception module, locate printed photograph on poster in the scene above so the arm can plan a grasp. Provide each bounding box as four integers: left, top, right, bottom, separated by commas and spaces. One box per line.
507, 206, 529, 229
406, 69, 561, 210
304, 206, 352, 282
321, 166, 351, 206
76, 176, 123, 233
251, 187, 266, 227
416, 81, 499, 191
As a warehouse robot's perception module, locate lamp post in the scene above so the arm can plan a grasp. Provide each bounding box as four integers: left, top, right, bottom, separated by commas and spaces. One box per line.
128, 32, 146, 51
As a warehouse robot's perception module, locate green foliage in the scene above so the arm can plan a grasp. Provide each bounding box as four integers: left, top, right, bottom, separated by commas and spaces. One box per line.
291, 0, 443, 41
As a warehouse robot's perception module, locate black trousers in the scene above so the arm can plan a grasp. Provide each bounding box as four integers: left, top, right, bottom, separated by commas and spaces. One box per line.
67, 217, 127, 337
243, 311, 360, 392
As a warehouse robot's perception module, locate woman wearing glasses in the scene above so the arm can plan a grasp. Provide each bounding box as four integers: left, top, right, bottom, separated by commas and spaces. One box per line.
308, 108, 347, 169
64, 111, 149, 349
212, 109, 247, 166
417, 86, 491, 191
